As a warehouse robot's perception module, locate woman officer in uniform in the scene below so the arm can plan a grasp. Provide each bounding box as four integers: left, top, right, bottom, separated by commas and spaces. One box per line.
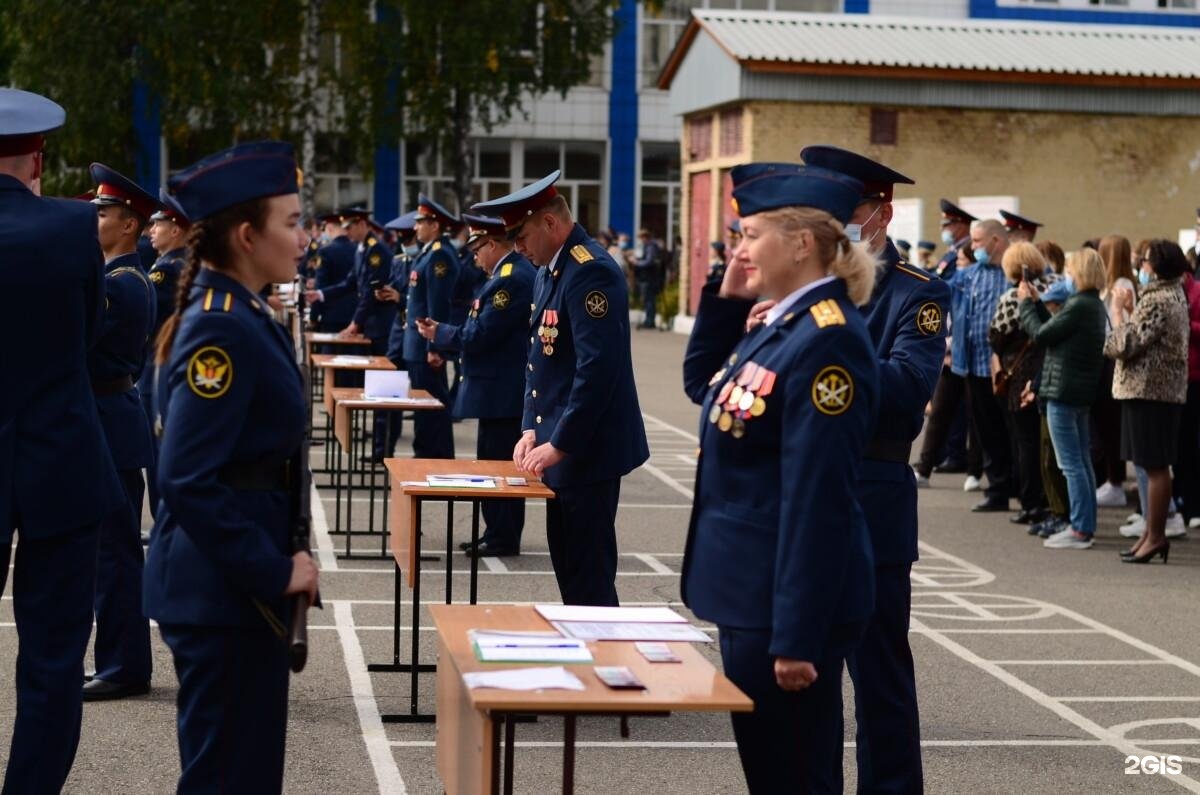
143, 141, 319, 794
682, 164, 880, 793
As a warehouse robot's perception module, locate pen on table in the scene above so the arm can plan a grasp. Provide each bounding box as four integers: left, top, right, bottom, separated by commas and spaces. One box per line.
489, 643, 581, 648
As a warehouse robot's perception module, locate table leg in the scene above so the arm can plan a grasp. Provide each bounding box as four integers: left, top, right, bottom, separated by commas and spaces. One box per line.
470, 501, 480, 605
367, 408, 377, 538
381, 412, 393, 558
445, 500, 454, 605
490, 713, 503, 795
346, 407, 356, 557
562, 715, 577, 795
504, 714, 516, 795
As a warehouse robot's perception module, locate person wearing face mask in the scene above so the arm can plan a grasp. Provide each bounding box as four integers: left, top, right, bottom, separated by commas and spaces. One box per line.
948, 218, 1014, 513
798, 145, 949, 793
308, 213, 357, 338
935, 200, 976, 281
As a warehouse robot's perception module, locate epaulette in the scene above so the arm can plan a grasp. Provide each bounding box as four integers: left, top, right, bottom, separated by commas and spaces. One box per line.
499, 262, 513, 278
202, 287, 233, 313
570, 244, 593, 264
367, 237, 377, 247
432, 241, 442, 251
810, 299, 845, 328
895, 262, 931, 282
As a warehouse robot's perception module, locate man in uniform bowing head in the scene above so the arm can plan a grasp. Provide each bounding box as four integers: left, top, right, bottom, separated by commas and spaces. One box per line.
472, 171, 649, 607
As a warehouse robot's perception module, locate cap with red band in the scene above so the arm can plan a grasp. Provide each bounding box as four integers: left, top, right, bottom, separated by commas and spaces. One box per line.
469, 170, 561, 239
89, 163, 163, 221
0, 88, 65, 156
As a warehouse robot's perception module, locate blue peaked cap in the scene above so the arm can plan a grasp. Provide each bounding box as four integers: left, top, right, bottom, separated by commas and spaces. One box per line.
166, 141, 298, 222
730, 163, 864, 225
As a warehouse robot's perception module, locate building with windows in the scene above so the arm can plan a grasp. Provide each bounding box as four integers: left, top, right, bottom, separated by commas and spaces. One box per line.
659, 8, 1200, 320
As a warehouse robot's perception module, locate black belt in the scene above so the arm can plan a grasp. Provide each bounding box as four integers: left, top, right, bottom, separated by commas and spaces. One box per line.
218, 459, 292, 491
91, 375, 134, 396
863, 438, 912, 464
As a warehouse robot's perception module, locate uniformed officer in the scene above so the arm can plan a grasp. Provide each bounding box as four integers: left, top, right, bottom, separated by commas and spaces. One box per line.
916, 239, 936, 271
141, 190, 191, 520
473, 171, 649, 606
308, 212, 357, 335
895, 238, 912, 260
449, 219, 486, 407
368, 209, 419, 454
82, 163, 159, 702
417, 213, 536, 557
803, 145, 951, 794
936, 199, 975, 280
144, 140, 318, 794
395, 194, 459, 460
0, 87, 124, 794
1000, 209, 1042, 243
682, 163, 880, 793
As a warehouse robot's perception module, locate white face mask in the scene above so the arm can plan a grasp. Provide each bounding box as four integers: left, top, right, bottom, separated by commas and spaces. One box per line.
844, 203, 882, 247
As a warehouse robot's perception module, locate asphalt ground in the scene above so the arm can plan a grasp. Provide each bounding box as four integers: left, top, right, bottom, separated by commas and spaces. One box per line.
3, 327, 1200, 793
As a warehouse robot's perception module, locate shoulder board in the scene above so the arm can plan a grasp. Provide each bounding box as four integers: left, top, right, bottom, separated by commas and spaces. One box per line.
499, 262, 513, 278
432, 241, 442, 251
367, 237, 377, 247
895, 262, 931, 282
201, 287, 233, 313
570, 244, 593, 264
810, 299, 846, 328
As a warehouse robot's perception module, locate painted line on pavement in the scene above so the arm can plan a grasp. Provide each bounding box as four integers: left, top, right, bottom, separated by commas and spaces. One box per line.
311, 483, 339, 571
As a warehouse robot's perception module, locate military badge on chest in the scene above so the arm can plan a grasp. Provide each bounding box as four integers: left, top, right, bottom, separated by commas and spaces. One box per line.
470, 298, 480, 319
708, 362, 777, 438
409, 269, 419, 287
538, 309, 559, 356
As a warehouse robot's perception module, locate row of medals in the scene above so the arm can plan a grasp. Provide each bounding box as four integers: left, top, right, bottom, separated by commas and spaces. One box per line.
538, 311, 559, 356
708, 380, 767, 439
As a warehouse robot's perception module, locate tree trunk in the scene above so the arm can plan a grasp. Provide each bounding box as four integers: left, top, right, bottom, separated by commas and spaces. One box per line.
299, 0, 322, 218
449, 86, 473, 215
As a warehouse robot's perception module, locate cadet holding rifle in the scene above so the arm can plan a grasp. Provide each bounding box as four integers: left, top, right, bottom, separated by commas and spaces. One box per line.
142, 141, 318, 794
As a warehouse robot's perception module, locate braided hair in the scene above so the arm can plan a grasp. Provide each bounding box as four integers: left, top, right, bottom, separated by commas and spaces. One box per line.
155, 198, 270, 364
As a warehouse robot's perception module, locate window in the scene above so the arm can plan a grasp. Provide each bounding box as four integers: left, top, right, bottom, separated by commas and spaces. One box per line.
477, 139, 510, 179
686, 115, 713, 162
642, 142, 681, 182
870, 109, 898, 146
718, 108, 744, 157
565, 142, 604, 180
640, 141, 682, 245
640, 1, 691, 88
524, 142, 560, 179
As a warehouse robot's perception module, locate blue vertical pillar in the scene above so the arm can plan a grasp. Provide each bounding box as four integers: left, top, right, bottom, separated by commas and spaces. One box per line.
131, 78, 162, 192
607, 0, 638, 235
844, 0, 870, 13
374, 145, 400, 220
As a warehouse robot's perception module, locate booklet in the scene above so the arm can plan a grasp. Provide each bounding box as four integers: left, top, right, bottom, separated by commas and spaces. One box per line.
470, 630, 593, 663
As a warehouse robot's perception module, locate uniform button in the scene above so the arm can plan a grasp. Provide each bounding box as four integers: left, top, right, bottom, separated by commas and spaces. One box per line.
528, 363, 533, 371
536, 416, 542, 424
530, 336, 535, 344
458, 376, 464, 382
531, 389, 537, 398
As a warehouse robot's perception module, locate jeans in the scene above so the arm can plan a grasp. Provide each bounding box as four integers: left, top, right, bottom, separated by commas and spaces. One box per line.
1046, 401, 1097, 536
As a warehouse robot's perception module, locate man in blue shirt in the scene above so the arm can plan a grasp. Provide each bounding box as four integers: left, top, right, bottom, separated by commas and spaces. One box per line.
948, 218, 1013, 512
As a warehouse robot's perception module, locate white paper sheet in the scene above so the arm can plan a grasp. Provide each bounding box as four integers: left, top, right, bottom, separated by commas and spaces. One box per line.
462, 666, 586, 691
551, 621, 711, 643
329, 355, 372, 364
364, 369, 410, 398
535, 605, 686, 624
426, 475, 498, 489
470, 630, 591, 662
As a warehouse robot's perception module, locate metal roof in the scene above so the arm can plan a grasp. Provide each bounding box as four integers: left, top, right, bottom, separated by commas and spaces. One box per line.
659, 11, 1200, 88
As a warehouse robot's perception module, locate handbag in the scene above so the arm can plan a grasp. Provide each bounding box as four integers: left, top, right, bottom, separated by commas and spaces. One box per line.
993, 340, 1034, 398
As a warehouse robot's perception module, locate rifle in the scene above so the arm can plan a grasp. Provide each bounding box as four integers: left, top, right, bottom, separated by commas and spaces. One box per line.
289, 279, 320, 672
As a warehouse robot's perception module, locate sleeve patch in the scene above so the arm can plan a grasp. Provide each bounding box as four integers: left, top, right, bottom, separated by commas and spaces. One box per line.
187, 346, 233, 399
492, 289, 511, 309
570, 245, 593, 264
916, 302, 943, 335
811, 365, 853, 416
584, 290, 608, 318
369, 253, 382, 267
149, 270, 166, 284
434, 261, 448, 278
809, 299, 845, 328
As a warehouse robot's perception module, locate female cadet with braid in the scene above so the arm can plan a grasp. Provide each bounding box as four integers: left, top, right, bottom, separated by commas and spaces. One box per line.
142, 141, 318, 794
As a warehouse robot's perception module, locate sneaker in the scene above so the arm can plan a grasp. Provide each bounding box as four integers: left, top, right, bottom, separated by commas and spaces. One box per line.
912, 467, 929, 488
963, 475, 983, 493
1096, 482, 1126, 508
1043, 528, 1094, 549
1126, 512, 1143, 524
1190, 517, 1200, 530
1039, 517, 1067, 538
1119, 517, 1146, 538
1166, 514, 1187, 539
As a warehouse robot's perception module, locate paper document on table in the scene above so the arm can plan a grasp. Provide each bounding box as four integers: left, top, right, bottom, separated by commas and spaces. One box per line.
329, 355, 371, 364
426, 475, 497, 489
462, 666, 586, 691
551, 621, 711, 643
535, 605, 686, 624
471, 630, 592, 662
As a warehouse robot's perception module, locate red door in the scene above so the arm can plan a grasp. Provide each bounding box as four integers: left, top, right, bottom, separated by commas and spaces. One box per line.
688, 170, 711, 315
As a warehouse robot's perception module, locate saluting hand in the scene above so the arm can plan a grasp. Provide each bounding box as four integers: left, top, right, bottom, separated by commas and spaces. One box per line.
719, 253, 758, 302
513, 431, 536, 470
522, 441, 565, 478
774, 658, 818, 691
284, 551, 320, 607
416, 317, 438, 341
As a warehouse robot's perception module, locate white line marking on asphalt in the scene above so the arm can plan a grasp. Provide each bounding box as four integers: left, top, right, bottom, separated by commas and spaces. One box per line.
991, 660, 1166, 666
633, 553, 674, 575
1057, 697, 1200, 703
641, 413, 699, 443
311, 483, 338, 571
386, 739, 1120, 749
331, 600, 407, 795
673, 454, 697, 466
639, 462, 695, 500
480, 556, 508, 573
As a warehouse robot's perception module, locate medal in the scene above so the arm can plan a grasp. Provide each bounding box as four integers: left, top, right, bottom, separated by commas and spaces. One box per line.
750, 397, 766, 417
538, 325, 547, 336
708, 368, 726, 387
738, 391, 755, 412
716, 381, 735, 406
543, 344, 554, 356
728, 385, 744, 408
549, 328, 558, 338
731, 418, 746, 439
708, 405, 721, 424
718, 412, 733, 432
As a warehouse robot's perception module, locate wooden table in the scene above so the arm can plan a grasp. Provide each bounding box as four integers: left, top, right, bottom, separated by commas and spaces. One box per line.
326, 388, 441, 559
430, 605, 752, 795
311, 354, 395, 476
371, 460, 555, 723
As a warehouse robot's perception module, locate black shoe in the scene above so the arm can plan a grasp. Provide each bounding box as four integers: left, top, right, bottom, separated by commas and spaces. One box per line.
464, 541, 519, 559
934, 458, 968, 474
458, 539, 481, 552
1122, 542, 1170, 564
1010, 508, 1048, 525
1038, 517, 1066, 538
971, 497, 1009, 513
82, 679, 150, 702
360, 454, 385, 465
140, 532, 151, 546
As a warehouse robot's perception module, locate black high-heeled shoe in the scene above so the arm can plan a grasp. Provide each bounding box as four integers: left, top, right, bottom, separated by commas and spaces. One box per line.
1122, 542, 1170, 564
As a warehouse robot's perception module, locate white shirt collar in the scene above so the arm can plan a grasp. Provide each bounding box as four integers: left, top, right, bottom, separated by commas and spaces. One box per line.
548, 244, 566, 272
764, 276, 837, 327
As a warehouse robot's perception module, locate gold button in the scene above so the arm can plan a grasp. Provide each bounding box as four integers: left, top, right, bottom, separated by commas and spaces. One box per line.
531, 389, 537, 397
536, 416, 542, 424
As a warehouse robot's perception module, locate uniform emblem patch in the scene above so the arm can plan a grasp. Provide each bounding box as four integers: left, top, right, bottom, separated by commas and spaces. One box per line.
311, 256, 322, 270
493, 289, 510, 309
811, 365, 853, 416
916, 302, 942, 336
434, 262, 448, 278
369, 253, 381, 267
584, 291, 608, 318
188, 346, 233, 399
149, 270, 165, 284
